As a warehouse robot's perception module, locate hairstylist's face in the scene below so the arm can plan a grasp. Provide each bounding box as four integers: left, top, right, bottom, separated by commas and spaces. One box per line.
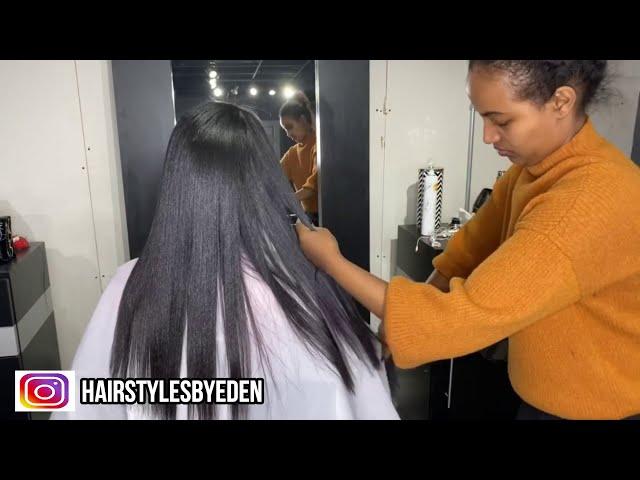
280, 116, 311, 144
467, 66, 578, 167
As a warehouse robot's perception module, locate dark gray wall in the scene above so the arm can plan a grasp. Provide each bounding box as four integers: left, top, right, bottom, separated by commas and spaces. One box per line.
316, 61, 370, 272
174, 94, 209, 122
111, 61, 176, 259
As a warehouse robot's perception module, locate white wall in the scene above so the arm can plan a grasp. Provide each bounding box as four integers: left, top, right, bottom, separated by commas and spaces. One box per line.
0, 60, 128, 369
590, 60, 640, 156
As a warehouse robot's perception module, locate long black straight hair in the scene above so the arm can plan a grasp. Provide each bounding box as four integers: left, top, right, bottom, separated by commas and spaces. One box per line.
110, 101, 380, 419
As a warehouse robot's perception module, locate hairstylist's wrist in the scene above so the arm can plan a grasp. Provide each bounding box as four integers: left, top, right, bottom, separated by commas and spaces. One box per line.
323, 251, 347, 278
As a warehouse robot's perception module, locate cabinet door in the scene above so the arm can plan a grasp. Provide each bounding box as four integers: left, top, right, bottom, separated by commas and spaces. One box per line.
380, 60, 471, 281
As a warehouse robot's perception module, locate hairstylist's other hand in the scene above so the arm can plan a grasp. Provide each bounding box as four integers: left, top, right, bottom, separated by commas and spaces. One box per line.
295, 221, 342, 273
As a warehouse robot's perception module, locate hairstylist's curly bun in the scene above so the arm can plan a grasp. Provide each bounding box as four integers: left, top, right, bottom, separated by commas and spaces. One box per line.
279, 90, 315, 125
469, 60, 610, 112
292, 91, 313, 109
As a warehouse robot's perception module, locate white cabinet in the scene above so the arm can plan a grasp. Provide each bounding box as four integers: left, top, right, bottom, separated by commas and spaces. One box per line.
370, 60, 506, 283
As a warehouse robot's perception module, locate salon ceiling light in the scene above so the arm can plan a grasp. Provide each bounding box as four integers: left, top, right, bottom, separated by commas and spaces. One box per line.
283, 86, 295, 99
213, 87, 223, 97
209, 79, 217, 88
209, 70, 218, 79
269, 89, 276, 96
249, 87, 258, 96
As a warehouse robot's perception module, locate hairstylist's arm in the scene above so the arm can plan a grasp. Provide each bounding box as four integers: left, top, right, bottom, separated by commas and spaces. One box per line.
296, 223, 388, 318
295, 187, 315, 201
296, 165, 318, 201
295, 223, 451, 318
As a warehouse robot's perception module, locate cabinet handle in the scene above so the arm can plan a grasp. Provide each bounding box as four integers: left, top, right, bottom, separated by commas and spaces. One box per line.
447, 359, 454, 409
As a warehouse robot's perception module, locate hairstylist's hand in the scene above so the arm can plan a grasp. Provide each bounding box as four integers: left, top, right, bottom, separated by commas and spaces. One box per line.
295, 221, 343, 273
296, 221, 389, 319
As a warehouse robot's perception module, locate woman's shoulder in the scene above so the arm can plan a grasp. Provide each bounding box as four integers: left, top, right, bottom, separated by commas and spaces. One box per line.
89, 259, 138, 320
71, 259, 138, 362
118, 258, 138, 278
111, 258, 138, 288
559, 139, 640, 206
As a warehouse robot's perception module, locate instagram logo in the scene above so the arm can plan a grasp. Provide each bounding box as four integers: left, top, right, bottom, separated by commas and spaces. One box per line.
15, 371, 75, 412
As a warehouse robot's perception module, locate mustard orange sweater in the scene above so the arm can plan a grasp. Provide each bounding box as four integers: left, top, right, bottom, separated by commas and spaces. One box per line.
384, 119, 640, 419
280, 136, 318, 213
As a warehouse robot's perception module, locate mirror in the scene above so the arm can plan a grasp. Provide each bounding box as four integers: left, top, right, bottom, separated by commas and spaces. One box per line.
171, 60, 318, 225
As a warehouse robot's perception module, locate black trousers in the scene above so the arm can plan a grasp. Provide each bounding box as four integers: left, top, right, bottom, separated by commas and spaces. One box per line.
516, 402, 563, 420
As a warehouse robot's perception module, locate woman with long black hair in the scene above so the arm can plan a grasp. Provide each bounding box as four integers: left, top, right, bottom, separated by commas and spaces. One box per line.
52, 101, 398, 420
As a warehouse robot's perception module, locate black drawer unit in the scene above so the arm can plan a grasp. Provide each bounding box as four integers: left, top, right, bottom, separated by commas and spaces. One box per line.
1, 242, 61, 420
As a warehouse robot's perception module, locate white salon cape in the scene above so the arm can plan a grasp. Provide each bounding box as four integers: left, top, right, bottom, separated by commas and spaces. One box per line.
51, 259, 399, 420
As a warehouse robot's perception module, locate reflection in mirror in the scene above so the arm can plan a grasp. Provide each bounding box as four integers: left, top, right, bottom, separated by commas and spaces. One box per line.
171, 60, 318, 224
